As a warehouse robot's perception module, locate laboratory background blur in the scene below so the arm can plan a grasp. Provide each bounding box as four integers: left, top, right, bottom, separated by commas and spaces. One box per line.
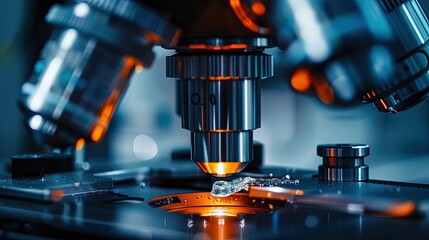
1, 0, 429, 183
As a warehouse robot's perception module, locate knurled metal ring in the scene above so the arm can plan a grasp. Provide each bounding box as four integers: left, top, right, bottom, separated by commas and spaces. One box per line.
166, 53, 273, 79
75, 0, 181, 47
317, 144, 370, 158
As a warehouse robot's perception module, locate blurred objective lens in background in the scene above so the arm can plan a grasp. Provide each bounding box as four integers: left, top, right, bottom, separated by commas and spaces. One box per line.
269, 0, 395, 106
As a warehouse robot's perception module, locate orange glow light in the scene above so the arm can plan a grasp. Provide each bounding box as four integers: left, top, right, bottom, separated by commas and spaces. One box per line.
290, 69, 312, 92
149, 192, 274, 216
99, 90, 120, 124
386, 201, 416, 217
195, 162, 249, 177
149, 192, 277, 239
251, 2, 266, 16
212, 129, 236, 133
379, 99, 388, 110
188, 43, 249, 51
50, 190, 64, 201
75, 138, 85, 151
312, 75, 335, 104
230, 0, 269, 34
90, 123, 106, 142
121, 56, 137, 78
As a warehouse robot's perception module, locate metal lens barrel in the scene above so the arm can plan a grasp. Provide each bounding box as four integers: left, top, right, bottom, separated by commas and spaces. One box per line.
167, 51, 272, 177
363, 0, 429, 113
19, 1, 179, 147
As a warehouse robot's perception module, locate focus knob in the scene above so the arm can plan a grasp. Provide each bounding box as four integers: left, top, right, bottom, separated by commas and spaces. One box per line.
317, 144, 369, 182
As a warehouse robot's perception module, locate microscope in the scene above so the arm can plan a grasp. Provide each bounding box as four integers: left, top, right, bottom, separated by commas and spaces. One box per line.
18, 0, 429, 176
3, 0, 429, 238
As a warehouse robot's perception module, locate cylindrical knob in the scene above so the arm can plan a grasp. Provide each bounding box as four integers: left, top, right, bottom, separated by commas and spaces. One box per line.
317, 144, 369, 182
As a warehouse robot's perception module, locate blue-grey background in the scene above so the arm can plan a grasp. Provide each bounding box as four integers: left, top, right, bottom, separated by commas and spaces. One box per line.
1, 1, 429, 183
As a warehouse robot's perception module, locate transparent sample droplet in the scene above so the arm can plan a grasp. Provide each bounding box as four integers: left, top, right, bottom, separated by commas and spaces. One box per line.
211, 175, 299, 197
211, 177, 253, 197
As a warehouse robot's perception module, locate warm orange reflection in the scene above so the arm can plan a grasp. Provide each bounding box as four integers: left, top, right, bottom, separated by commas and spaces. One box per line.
208, 76, 241, 81
379, 99, 388, 110
251, 2, 266, 16
91, 89, 120, 142
230, 0, 269, 34
120, 56, 137, 79
90, 123, 106, 142
386, 201, 416, 217
195, 162, 250, 177
90, 57, 136, 142
50, 190, 64, 201
312, 75, 335, 104
188, 43, 248, 51
211, 129, 236, 133
75, 138, 85, 151
150, 192, 276, 240
149, 192, 275, 216
290, 69, 312, 92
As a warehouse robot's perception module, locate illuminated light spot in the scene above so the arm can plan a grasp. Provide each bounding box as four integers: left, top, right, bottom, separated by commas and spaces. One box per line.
207, 76, 240, 81
133, 134, 158, 160
60, 29, 77, 50
75, 138, 85, 151
188, 44, 207, 50
98, 90, 120, 124
91, 124, 106, 142
379, 99, 388, 110
135, 64, 143, 74
347, 203, 364, 213
188, 44, 249, 51
289, 0, 330, 62
121, 56, 137, 78
251, 2, 266, 16
212, 129, 235, 133
290, 69, 312, 92
29, 57, 63, 111
216, 164, 226, 176
239, 219, 245, 228
295, 190, 304, 196
195, 162, 249, 177
73, 3, 90, 18
29, 115, 43, 130
387, 201, 416, 217
144, 32, 162, 44
228, 43, 248, 49
50, 190, 64, 201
